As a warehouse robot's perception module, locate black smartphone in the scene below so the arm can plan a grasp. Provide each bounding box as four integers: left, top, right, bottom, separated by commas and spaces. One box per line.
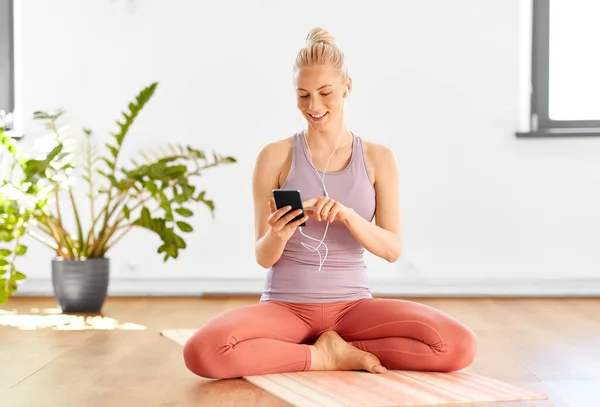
272, 189, 307, 227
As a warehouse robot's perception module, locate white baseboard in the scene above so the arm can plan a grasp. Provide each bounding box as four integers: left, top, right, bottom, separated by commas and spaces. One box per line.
13, 277, 600, 297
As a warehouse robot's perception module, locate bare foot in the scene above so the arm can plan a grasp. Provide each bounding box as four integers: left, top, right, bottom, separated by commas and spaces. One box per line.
309, 330, 387, 374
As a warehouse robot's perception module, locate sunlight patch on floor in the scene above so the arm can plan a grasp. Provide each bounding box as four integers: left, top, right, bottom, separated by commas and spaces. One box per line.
0, 308, 147, 330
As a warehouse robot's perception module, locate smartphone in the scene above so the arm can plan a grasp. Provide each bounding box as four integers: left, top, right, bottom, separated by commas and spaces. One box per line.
272, 189, 307, 227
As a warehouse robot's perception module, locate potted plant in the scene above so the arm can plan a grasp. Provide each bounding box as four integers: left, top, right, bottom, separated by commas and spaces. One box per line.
0, 82, 236, 312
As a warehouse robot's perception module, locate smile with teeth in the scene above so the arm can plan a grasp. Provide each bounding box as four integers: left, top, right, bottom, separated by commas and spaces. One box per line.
309, 112, 328, 119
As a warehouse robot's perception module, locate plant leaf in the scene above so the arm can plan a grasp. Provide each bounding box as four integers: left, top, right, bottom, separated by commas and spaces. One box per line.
176, 221, 193, 232
141, 207, 151, 226
100, 156, 116, 171
175, 208, 193, 217
105, 143, 119, 158
14, 271, 26, 280
15, 245, 27, 256
173, 233, 186, 249
112, 82, 158, 147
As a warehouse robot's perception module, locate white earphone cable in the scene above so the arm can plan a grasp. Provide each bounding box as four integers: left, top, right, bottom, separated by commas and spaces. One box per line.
299, 127, 345, 272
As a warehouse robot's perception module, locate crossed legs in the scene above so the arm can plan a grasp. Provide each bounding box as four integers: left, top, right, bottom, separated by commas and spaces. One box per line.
183, 298, 478, 379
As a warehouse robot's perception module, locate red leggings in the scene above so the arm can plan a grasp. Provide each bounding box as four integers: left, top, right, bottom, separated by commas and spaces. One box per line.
183, 298, 478, 379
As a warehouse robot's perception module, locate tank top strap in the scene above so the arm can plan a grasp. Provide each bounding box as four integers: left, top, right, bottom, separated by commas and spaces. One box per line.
350, 133, 371, 181
292, 130, 304, 157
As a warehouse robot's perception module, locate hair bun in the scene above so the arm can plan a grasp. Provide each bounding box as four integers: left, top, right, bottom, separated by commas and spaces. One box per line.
305, 27, 337, 47
295, 27, 348, 79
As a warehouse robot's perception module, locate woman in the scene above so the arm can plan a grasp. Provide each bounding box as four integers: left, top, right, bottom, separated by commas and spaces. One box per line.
183, 27, 478, 379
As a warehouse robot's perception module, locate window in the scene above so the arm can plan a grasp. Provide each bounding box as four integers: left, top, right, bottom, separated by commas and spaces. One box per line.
518, 0, 600, 137
0, 0, 14, 132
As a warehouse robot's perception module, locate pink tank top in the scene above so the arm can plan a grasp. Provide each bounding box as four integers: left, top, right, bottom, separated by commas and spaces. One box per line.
260, 131, 376, 303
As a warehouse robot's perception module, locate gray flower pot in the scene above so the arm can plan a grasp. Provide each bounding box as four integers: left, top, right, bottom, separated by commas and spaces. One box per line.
51, 257, 110, 313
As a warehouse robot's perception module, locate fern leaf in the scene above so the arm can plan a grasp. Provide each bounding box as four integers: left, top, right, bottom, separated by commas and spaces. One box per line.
111, 82, 158, 148
100, 82, 159, 175
105, 143, 119, 158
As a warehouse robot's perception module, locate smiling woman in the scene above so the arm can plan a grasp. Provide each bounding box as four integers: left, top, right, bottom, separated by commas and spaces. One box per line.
294, 29, 351, 129
181, 27, 478, 380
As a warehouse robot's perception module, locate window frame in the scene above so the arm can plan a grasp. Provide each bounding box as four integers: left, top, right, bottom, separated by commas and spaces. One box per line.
517, 0, 600, 138
0, 0, 15, 123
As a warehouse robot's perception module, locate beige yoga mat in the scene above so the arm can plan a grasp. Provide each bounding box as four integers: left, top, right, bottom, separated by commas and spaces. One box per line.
161, 329, 547, 406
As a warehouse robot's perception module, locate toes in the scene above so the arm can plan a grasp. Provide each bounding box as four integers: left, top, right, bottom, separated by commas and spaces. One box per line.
362, 354, 387, 374
367, 360, 387, 374
371, 364, 387, 374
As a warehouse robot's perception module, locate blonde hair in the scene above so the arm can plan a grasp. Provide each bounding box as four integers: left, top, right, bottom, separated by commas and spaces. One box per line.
294, 27, 348, 79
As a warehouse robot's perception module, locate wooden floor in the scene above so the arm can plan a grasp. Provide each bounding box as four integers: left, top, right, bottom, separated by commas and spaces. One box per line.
1, 296, 599, 407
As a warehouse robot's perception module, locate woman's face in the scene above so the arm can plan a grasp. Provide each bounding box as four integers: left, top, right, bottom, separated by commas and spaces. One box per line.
295, 65, 350, 130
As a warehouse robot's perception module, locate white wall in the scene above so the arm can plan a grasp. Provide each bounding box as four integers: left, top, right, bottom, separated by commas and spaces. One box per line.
11, 0, 600, 296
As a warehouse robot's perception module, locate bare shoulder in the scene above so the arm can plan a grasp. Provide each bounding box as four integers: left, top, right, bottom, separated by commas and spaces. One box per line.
254, 135, 295, 188
362, 139, 398, 184
363, 139, 396, 162
256, 137, 292, 165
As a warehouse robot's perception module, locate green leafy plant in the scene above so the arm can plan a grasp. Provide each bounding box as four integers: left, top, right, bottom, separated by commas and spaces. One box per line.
0, 82, 236, 303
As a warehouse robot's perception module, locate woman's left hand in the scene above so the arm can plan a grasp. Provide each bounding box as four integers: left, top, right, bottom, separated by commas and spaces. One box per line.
302, 196, 352, 223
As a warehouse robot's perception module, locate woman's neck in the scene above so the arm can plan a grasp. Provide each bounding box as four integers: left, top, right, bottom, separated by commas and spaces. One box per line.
304, 123, 352, 152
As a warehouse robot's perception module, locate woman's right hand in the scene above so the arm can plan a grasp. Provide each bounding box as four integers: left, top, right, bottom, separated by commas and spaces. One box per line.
267, 198, 308, 242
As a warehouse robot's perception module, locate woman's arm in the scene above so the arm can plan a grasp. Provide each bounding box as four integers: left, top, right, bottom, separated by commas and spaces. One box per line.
252, 141, 291, 268
343, 145, 402, 262
304, 144, 402, 262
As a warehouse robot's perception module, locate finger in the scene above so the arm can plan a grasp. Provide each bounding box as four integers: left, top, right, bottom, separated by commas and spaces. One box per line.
269, 213, 283, 231
271, 222, 284, 233
315, 197, 329, 212
328, 205, 340, 223
314, 198, 330, 221
269, 205, 292, 223
304, 208, 316, 218
268, 215, 278, 227
320, 200, 335, 222
278, 209, 304, 226
288, 214, 309, 229
302, 197, 320, 208
269, 198, 277, 213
